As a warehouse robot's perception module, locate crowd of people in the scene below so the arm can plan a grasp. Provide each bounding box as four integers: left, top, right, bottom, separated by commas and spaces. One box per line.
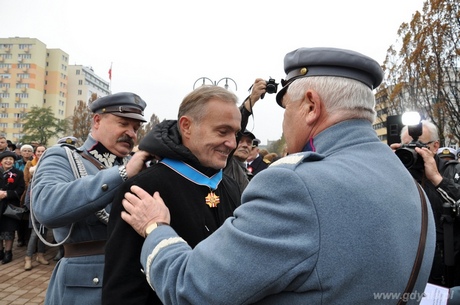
0, 47, 460, 304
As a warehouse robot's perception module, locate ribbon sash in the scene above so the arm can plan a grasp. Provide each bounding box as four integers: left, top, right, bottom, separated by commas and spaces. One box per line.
160, 158, 222, 190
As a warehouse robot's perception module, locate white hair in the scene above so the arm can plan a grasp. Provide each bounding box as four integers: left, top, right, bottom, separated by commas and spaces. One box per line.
287, 76, 376, 123
20, 144, 33, 152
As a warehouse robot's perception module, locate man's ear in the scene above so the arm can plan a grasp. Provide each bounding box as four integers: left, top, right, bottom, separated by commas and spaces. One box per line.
178, 116, 192, 138
92, 114, 102, 129
304, 90, 322, 123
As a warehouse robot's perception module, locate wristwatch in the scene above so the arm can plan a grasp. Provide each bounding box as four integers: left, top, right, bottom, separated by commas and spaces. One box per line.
118, 165, 128, 181
144, 222, 169, 237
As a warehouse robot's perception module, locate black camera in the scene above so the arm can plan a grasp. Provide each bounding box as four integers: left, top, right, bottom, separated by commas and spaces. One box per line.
395, 122, 426, 170
266, 78, 278, 94
260, 78, 279, 99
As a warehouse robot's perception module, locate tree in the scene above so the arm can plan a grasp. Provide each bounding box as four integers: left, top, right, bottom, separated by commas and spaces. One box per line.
21, 106, 66, 146
381, 0, 460, 146
267, 134, 286, 157
137, 113, 161, 144
71, 96, 93, 143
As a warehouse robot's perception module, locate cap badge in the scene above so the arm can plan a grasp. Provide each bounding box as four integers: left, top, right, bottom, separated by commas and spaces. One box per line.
300, 67, 308, 75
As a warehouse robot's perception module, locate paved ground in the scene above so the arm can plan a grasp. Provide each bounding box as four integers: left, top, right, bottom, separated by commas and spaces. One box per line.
0, 236, 58, 305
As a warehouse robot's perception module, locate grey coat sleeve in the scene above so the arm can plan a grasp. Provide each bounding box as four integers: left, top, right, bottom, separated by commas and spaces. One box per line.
140, 166, 318, 305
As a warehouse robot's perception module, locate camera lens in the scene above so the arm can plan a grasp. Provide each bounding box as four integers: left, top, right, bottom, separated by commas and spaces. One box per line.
395, 148, 418, 169
266, 84, 276, 94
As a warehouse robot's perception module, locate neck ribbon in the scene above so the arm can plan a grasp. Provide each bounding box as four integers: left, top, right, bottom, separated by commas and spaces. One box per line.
160, 158, 222, 190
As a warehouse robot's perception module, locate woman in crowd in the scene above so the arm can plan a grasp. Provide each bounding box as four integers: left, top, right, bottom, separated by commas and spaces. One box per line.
0, 150, 26, 264
24, 145, 48, 270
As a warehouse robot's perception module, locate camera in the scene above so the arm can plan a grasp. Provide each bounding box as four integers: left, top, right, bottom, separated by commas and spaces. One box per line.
395, 118, 426, 170
443, 200, 460, 220
266, 78, 278, 94
260, 78, 279, 99
395, 141, 427, 170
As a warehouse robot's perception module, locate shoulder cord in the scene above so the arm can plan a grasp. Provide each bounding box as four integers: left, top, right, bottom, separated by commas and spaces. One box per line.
397, 180, 428, 305
30, 146, 109, 247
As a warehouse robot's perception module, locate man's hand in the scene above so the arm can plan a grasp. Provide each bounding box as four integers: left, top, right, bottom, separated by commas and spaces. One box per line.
125, 150, 152, 178
244, 78, 267, 111
121, 185, 171, 237
415, 146, 443, 186
389, 143, 401, 152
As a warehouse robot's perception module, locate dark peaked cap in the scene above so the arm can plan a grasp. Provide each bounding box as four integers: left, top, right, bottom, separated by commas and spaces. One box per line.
90, 92, 147, 122
276, 47, 384, 106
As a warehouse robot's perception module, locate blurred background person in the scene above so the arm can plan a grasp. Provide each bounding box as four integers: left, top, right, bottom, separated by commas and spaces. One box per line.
0, 150, 25, 264
437, 147, 457, 162
14, 144, 34, 247
246, 137, 269, 176
24, 144, 48, 270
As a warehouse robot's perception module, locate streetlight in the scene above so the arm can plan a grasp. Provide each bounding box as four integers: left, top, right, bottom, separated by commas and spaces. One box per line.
193, 77, 238, 91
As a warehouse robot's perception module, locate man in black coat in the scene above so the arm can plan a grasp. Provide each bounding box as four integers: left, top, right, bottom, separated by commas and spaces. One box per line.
393, 120, 460, 287
103, 85, 243, 305
246, 138, 269, 177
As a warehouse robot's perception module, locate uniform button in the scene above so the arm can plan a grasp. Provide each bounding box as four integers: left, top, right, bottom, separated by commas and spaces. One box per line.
101, 184, 108, 191
93, 277, 99, 285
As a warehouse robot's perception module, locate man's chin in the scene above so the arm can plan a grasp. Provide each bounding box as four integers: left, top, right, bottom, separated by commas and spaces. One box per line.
116, 144, 132, 157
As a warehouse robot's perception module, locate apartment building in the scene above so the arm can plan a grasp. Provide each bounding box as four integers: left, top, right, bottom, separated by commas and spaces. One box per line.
0, 37, 110, 144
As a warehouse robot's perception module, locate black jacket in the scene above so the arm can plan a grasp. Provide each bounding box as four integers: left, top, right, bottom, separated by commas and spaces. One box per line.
248, 155, 269, 177
0, 167, 25, 231
410, 156, 460, 287
103, 120, 241, 305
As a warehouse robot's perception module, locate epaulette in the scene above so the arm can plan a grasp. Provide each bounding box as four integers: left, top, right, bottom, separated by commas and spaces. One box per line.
270, 152, 324, 168
59, 143, 83, 153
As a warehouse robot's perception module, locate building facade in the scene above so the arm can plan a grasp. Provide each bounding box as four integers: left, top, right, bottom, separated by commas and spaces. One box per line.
0, 37, 110, 144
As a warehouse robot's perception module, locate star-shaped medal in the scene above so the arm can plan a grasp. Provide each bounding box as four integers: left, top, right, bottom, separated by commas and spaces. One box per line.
205, 192, 220, 208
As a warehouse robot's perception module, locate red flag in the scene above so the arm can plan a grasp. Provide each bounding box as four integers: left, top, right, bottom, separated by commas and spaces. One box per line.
108, 63, 112, 80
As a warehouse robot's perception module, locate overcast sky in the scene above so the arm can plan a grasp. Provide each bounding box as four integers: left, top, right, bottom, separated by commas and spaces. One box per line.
3, 0, 425, 145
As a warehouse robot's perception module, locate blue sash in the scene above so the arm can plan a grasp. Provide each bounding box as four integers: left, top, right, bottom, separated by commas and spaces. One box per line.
160, 158, 222, 190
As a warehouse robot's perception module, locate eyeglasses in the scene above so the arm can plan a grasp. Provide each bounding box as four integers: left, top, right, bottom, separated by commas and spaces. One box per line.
419, 140, 435, 146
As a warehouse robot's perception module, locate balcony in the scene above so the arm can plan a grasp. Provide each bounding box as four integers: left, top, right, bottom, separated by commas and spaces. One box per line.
17, 57, 23, 63
15, 96, 20, 102
21, 87, 26, 92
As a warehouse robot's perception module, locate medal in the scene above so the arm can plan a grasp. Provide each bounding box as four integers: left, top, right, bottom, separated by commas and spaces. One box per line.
205, 191, 220, 208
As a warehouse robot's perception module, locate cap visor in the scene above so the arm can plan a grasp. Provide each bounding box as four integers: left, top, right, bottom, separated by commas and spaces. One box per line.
112, 112, 147, 122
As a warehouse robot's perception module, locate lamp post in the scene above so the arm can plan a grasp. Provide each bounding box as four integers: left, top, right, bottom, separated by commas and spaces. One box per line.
193, 77, 238, 91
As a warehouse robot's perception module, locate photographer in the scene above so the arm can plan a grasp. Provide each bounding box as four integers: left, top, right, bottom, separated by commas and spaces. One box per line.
224, 78, 271, 192
392, 120, 460, 287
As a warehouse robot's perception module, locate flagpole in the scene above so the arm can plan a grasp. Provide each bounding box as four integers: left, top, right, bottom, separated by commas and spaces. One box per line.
108, 62, 113, 92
